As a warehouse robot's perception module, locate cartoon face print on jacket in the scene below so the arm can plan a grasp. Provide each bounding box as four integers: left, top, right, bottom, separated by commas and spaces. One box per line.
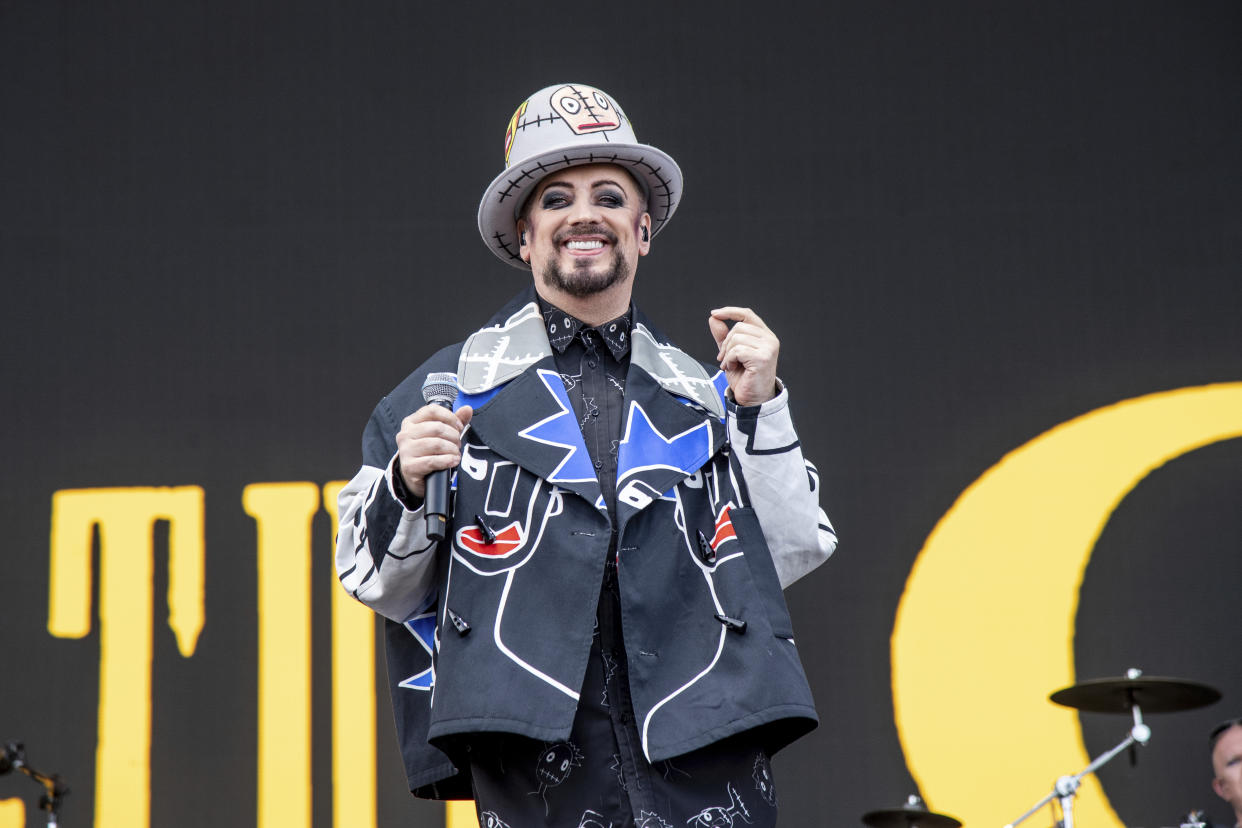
451, 450, 565, 577
440, 436, 588, 700
672, 453, 743, 574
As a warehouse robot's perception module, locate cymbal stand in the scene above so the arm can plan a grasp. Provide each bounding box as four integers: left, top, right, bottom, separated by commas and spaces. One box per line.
1, 741, 70, 828
1004, 703, 1151, 828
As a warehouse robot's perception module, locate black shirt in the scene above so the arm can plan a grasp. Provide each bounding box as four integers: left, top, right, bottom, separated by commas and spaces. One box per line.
537, 297, 632, 517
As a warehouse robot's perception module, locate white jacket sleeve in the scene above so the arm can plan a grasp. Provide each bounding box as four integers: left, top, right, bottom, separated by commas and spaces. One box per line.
728, 384, 838, 588
336, 445, 440, 621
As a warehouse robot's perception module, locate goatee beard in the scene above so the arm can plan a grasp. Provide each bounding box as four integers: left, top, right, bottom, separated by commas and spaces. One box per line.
540, 245, 631, 298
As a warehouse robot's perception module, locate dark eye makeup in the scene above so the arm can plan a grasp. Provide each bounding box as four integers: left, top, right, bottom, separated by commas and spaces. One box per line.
537, 183, 627, 211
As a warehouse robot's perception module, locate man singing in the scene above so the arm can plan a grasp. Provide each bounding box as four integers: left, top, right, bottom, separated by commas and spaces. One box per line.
336, 82, 838, 826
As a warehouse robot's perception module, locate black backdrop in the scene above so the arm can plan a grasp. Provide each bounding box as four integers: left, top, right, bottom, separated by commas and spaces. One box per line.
3, 1, 1241, 826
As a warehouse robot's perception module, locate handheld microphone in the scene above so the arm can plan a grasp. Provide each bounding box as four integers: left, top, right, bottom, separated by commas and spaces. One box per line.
421, 372, 459, 542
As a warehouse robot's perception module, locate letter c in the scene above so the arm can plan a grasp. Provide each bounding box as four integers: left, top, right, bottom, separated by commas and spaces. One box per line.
892, 383, 1242, 827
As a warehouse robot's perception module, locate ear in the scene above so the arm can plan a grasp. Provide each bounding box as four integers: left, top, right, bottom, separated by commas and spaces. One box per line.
517, 219, 531, 263
1214, 776, 1227, 801
637, 213, 652, 257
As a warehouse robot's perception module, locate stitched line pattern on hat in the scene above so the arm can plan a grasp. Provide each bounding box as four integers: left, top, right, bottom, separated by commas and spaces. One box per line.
515, 112, 567, 132
494, 153, 674, 208
491, 231, 520, 261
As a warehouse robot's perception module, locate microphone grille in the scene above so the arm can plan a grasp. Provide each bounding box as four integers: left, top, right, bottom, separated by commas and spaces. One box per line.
421, 372, 459, 405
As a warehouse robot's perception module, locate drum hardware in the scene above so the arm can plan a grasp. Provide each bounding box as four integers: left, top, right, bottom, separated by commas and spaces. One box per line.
1, 740, 69, 828
1047, 670, 1221, 714
862, 793, 963, 828
1178, 809, 1207, 828
1003, 668, 1221, 828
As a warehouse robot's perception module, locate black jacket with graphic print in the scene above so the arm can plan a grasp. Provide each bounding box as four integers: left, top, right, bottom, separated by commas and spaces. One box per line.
336, 287, 838, 797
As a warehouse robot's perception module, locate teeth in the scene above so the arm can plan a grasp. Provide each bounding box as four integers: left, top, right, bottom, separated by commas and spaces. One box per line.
566, 240, 603, 250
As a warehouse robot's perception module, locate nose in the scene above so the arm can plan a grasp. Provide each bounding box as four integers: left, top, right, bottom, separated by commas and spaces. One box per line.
566, 193, 602, 224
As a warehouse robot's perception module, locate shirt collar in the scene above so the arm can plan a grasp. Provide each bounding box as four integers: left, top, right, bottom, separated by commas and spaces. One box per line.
537, 297, 633, 361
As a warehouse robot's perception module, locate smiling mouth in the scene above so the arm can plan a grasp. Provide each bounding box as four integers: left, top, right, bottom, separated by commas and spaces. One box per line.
557, 226, 616, 253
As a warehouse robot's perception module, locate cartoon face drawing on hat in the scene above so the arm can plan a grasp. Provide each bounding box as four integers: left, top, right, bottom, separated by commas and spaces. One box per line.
478, 82, 683, 269
548, 84, 622, 135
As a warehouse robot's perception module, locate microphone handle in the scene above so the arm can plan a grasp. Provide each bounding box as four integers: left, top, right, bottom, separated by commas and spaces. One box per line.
424, 399, 454, 541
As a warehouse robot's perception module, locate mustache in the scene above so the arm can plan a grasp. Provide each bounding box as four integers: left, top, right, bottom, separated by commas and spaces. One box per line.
553, 224, 618, 245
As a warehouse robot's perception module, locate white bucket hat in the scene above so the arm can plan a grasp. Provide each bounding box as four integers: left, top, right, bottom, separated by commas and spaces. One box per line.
477, 83, 684, 269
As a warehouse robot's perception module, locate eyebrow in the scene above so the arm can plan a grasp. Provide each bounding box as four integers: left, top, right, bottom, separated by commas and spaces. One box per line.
538, 179, 629, 195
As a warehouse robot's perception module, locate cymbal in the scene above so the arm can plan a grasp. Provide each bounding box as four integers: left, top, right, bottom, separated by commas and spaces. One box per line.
863, 795, 962, 828
1050, 672, 1221, 714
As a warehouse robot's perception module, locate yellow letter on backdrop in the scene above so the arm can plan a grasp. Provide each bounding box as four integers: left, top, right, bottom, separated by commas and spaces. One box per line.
323, 480, 378, 828
0, 799, 25, 828
48, 486, 205, 828
244, 482, 319, 828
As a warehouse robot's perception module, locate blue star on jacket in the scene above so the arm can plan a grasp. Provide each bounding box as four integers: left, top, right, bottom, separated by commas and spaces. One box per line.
616, 401, 714, 488
398, 611, 437, 691
517, 369, 597, 484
